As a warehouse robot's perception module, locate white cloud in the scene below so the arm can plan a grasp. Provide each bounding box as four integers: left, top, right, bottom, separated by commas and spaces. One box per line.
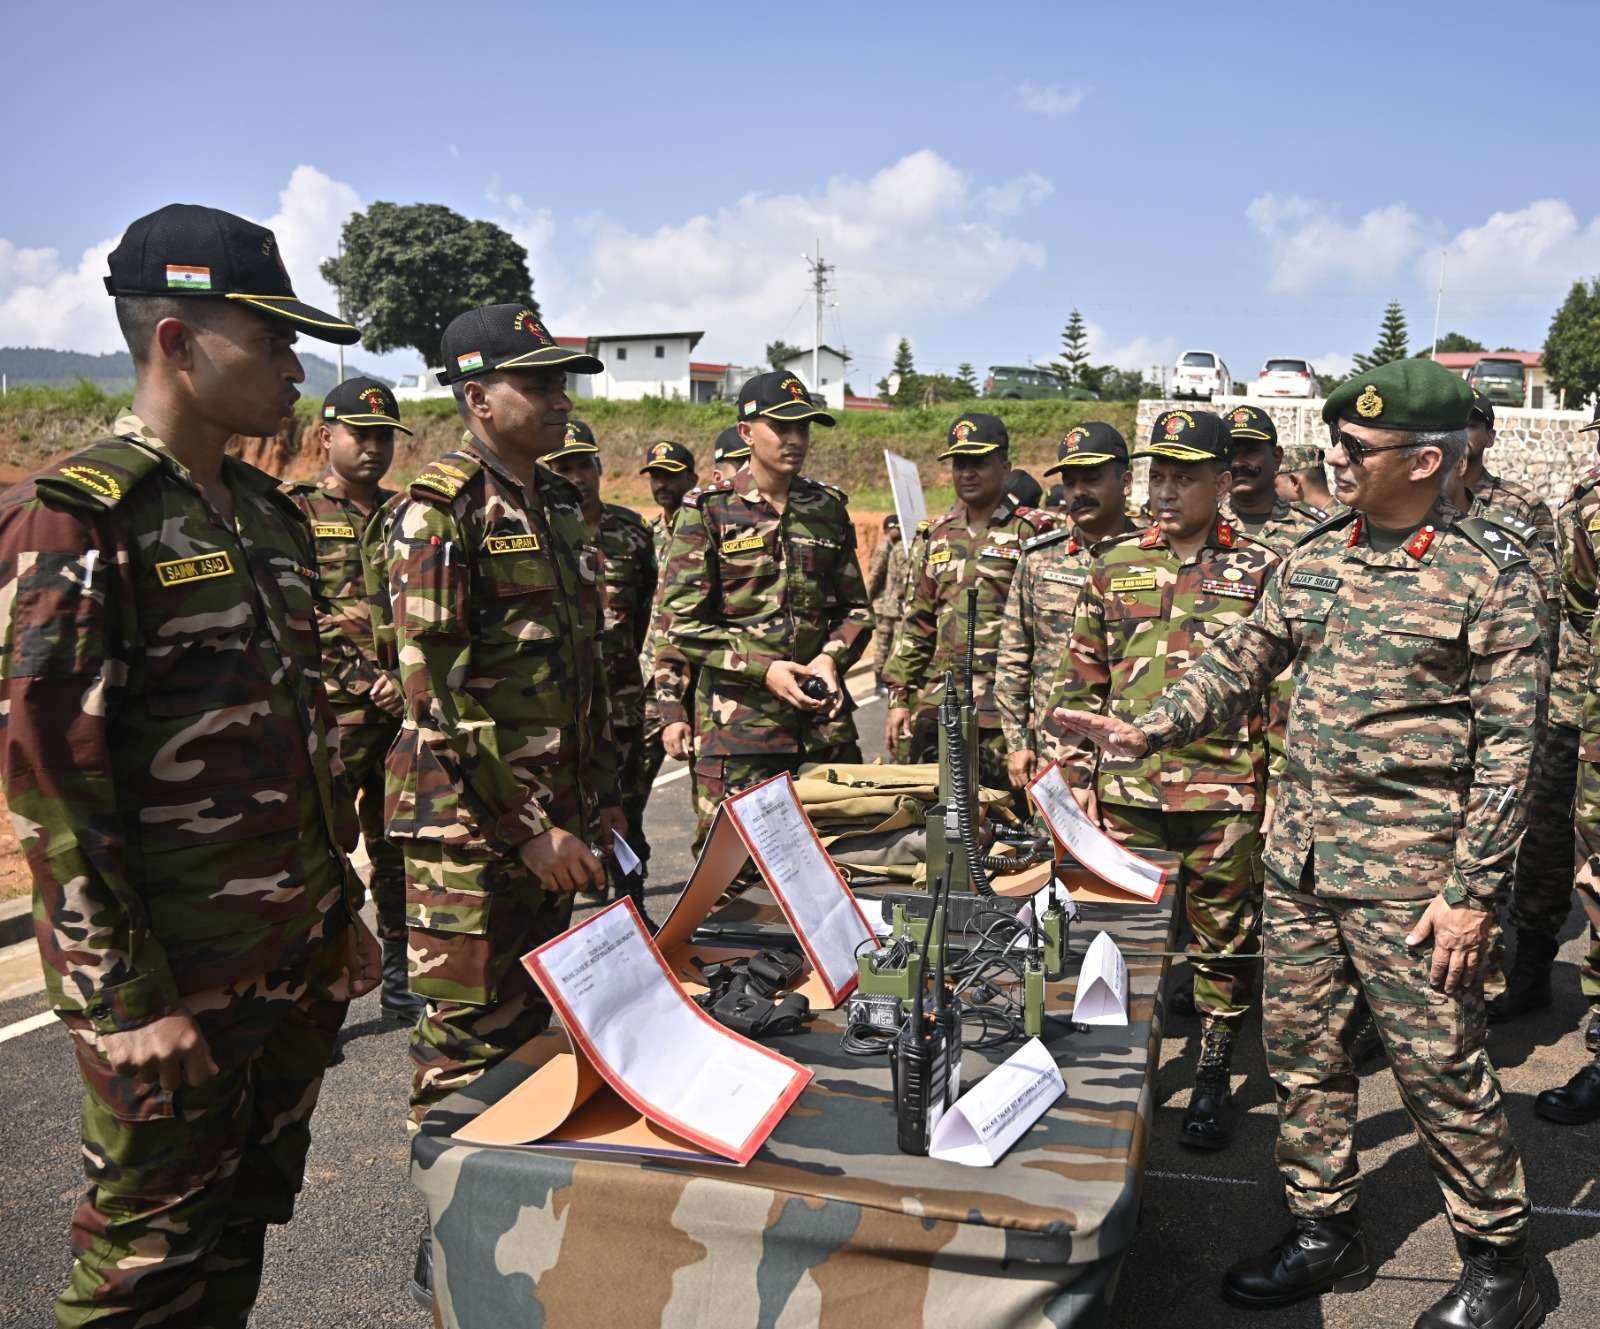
485, 187, 556, 293
1307, 349, 1354, 379
259, 165, 363, 319
1015, 81, 1088, 116
1246, 193, 1424, 294
1428, 198, 1600, 302
550, 150, 1050, 360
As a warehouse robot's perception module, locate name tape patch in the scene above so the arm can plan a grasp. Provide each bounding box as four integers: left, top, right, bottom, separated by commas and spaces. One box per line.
720, 534, 766, 556
1287, 571, 1342, 593
1040, 571, 1086, 588
1109, 573, 1157, 593
927, 547, 953, 566
312, 521, 357, 540
485, 534, 540, 555
156, 550, 234, 587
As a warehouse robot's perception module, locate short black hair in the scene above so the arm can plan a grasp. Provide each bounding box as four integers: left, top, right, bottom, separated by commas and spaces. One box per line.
883, 514, 900, 530
114, 295, 226, 363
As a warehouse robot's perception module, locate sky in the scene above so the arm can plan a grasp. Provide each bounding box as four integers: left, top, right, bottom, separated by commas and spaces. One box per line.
2, 0, 1597, 392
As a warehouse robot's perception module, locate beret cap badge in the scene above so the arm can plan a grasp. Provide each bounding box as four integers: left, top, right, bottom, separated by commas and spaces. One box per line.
1356, 386, 1384, 419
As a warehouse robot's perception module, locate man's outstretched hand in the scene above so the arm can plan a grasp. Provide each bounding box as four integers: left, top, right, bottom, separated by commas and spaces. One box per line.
1049, 708, 1150, 758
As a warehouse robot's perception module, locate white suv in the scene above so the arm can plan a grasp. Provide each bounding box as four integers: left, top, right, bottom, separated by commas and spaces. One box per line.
1172, 349, 1231, 401
1254, 357, 1317, 398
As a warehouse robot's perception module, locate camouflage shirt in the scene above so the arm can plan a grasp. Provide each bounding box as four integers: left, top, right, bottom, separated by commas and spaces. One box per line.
884, 498, 1055, 727
0, 415, 358, 1032
1559, 467, 1600, 745
1048, 519, 1280, 813
282, 473, 396, 726
384, 439, 618, 853
645, 508, 692, 730
1134, 503, 1548, 903
995, 516, 1139, 756
1219, 494, 1324, 557
1470, 469, 1556, 553
660, 465, 873, 757
590, 502, 656, 731
867, 535, 909, 622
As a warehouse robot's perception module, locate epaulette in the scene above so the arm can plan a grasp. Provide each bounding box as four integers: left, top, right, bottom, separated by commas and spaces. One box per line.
1488, 511, 1539, 547
686, 478, 736, 509
1294, 507, 1359, 548
33, 435, 164, 512
803, 475, 848, 504
408, 451, 482, 505
1022, 526, 1071, 552
280, 479, 322, 497
604, 501, 648, 530
1456, 514, 1532, 570
1099, 528, 1150, 553
1291, 500, 1328, 522
914, 518, 931, 536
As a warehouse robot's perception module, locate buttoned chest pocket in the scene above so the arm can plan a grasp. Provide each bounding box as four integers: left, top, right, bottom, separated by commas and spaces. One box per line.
312, 536, 363, 599
474, 542, 562, 647
717, 535, 778, 599
1035, 573, 1086, 617
136, 551, 266, 703
1367, 601, 1468, 701
1101, 587, 1165, 660
792, 536, 842, 577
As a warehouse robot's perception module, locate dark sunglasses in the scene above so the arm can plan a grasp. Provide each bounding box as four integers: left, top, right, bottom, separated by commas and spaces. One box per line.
1329, 430, 1416, 467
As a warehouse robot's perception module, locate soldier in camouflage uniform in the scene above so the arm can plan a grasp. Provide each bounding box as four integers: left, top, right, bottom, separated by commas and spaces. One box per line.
637, 439, 699, 817
885, 413, 1054, 797
996, 422, 1137, 789
282, 375, 423, 1024
660, 373, 871, 837
0, 205, 379, 1328
544, 421, 658, 892
1219, 405, 1327, 548
1464, 391, 1557, 548
1047, 410, 1279, 1151
1275, 443, 1337, 514
866, 513, 905, 686
1056, 359, 1547, 1327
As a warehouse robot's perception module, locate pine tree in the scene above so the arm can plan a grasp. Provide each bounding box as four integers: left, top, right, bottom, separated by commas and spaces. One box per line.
1053, 309, 1091, 385
878, 337, 918, 399
1353, 300, 1410, 371
956, 362, 979, 395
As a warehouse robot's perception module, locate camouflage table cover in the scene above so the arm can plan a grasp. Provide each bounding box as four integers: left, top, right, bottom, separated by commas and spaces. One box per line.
411, 889, 1177, 1329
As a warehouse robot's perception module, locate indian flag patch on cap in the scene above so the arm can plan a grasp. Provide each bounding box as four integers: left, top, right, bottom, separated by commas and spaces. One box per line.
165, 264, 211, 291
323, 405, 336, 418
456, 351, 485, 373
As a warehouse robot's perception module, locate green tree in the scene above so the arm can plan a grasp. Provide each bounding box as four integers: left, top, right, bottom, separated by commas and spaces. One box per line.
321, 202, 536, 364
955, 362, 979, 395
877, 338, 919, 402
1544, 277, 1600, 410
1082, 365, 1159, 401
765, 339, 802, 372
1053, 309, 1091, 385
1417, 331, 1485, 356
1352, 299, 1410, 371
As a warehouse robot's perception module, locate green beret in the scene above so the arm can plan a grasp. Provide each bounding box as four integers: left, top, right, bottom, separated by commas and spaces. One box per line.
1321, 358, 1473, 432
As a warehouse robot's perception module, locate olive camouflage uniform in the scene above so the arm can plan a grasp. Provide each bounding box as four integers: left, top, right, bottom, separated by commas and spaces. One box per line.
866, 532, 908, 679
1558, 468, 1600, 1004
0, 417, 361, 1327
660, 466, 872, 836
385, 441, 617, 1124
1134, 502, 1545, 1244
1048, 518, 1279, 1020
884, 497, 1055, 791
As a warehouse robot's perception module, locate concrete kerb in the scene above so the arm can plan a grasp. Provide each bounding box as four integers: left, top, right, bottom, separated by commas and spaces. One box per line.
0, 897, 29, 948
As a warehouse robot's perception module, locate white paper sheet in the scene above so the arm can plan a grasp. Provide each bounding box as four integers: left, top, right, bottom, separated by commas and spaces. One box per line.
1011, 879, 1080, 951
884, 450, 928, 537
1027, 764, 1169, 901
611, 828, 642, 877
929, 1037, 1065, 1166
724, 774, 876, 1003
1073, 930, 1129, 1026
523, 901, 810, 1163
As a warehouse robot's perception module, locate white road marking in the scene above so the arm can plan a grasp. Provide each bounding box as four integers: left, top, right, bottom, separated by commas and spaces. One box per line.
0, 1009, 54, 1044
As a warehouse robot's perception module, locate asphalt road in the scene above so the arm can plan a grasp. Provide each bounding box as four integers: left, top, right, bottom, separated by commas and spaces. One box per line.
1, 685, 1596, 1327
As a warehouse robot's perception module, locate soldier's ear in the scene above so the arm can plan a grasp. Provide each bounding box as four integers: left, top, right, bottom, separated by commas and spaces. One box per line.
1120, 467, 1132, 496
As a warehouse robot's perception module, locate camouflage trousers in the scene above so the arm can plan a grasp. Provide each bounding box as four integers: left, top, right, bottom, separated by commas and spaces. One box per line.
693, 741, 864, 849
1264, 867, 1529, 1243
1101, 805, 1262, 1020
613, 723, 652, 878
1564, 754, 1600, 1005
56, 931, 350, 1328
404, 840, 574, 1126
870, 615, 900, 679
339, 720, 404, 942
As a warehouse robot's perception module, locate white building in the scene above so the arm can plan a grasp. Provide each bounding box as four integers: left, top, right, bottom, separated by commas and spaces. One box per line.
778, 345, 849, 411
582, 331, 704, 400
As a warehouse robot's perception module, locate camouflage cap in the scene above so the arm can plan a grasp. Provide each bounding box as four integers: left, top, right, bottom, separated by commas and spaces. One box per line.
640, 439, 695, 474
1321, 358, 1473, 432
713, 426, 751, 464
1223, 403, 1277, 445
1133, 409, 1229, 463
1279, 444, 1325, 471
939, 412, 1009, 460
1043, 421, 1128, 474
544, 419, 599, 462
321, 375, 412, 434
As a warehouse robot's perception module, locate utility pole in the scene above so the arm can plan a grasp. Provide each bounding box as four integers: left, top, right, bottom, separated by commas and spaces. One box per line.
1429, 248, 1447, 359
335, 235, 347, 383
802, 239, 834, 393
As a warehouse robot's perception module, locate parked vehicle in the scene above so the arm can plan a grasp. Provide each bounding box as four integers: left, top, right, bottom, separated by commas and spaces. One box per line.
984, 365, 1097, 401
1253, 357, 1317, 398
1171, 350, 1231, 401
392, 368, 451, 401
1468, 356, 1527, 408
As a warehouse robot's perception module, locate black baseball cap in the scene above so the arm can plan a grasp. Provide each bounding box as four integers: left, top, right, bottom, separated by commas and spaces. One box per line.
1469, 391, 1496, 427
545, 419, 600, 463
640, 440, 695, 474
1580, 406, 1600, 435
1133, 409, 1230, 463
737, 371, 836, 426
939, 412, 1009, 460
1044, 421, 1128, 474
1223, 403, 1277, 445
321, 376, 412, 434
436, 303, 603, 386
104, 203, 358, 344
1005, 468, 1043, 508
713, 426, 751, 464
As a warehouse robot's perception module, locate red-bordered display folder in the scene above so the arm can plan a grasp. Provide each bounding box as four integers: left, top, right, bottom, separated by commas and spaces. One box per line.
1026, 764, 1171, 904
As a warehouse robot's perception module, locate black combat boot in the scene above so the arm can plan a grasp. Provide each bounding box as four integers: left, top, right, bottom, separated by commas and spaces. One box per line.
410, 1225, 434, 1311
1412, 1234, 1543, 1329
1533, 1045, 1600, 1125
1222, 1211, 1374, 1308
1166, 972, 1196, 1019
380, 934, 426, 1024
1179, 1018, 1235, 1151
1486, 929, 1557, 1024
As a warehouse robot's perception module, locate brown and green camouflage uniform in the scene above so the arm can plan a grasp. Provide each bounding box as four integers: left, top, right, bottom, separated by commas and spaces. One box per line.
884, 497, 1055, 790
866, 531, 908, 679
1048, 518, 1279, 1020
1559, 467, 1600, 1006
590, 502, 656, 868
660, 465, 872, 836
995, 516, 1138, 763
639, 510, 680, 794
1471, 468, 1558, 551
0, 416, 360, 1327
385, 440, 617, 1124
282, 474, 405, 949
1132, 501, 1545, 1245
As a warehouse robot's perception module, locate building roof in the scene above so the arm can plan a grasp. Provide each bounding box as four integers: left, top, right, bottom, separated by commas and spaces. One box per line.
586, 331, 705, 354
555, 336, 587, 349
689, 361, 731, 376
845, 395, 891, 411
780, 344, 849, 364
1429, 350, 1542, 369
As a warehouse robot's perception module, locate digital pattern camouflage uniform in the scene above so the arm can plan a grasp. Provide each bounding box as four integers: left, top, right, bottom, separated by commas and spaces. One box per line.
660, 465, 872, 838
385, 441, 617, 1124
591, 502, 657, 869
1471, 468, 1558, 552
1558, 466, 1600, 1004
1047, 518, 1279, 1020
866, 530, 908, 679
639, 509, 680, 792
1132, 501, 1545, 1243
995, 516, 1138, 763
884, 496, 1054, 791
0, 417, 361, 1327
283, 474, 405, 948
